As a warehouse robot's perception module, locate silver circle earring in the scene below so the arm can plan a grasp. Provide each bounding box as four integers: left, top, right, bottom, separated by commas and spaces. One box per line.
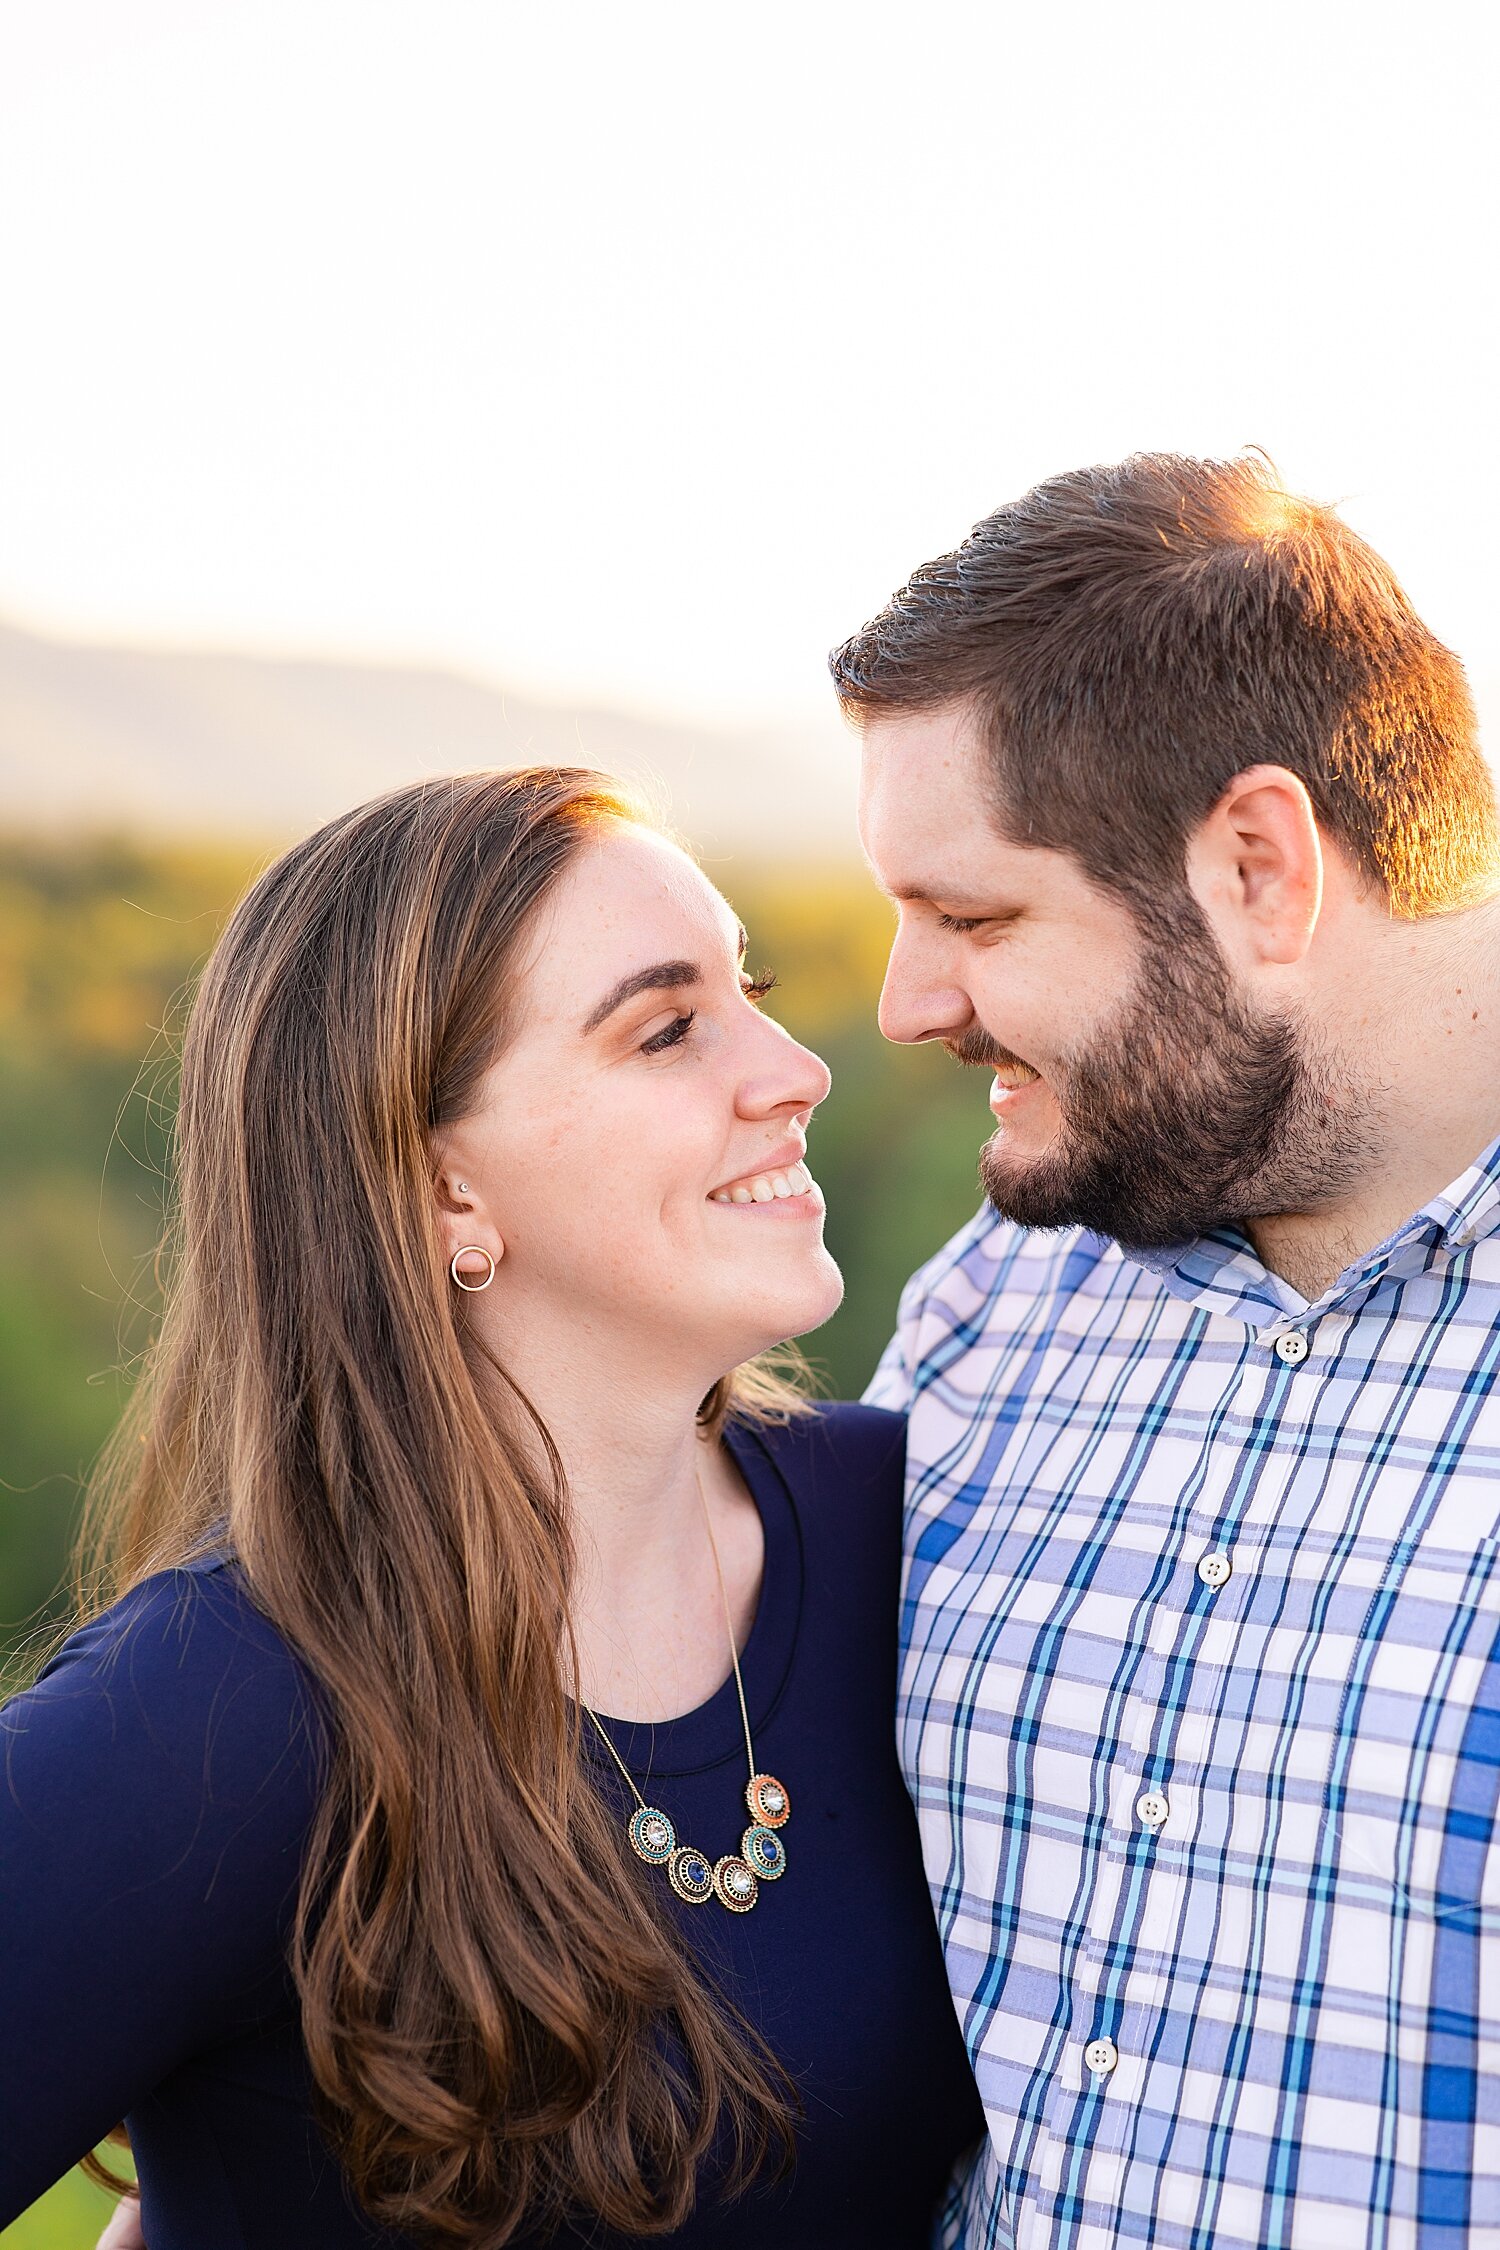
449, 1245, 496, 1292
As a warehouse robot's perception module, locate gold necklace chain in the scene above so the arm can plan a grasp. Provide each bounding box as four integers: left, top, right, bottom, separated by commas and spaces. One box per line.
580, 1449, 790, 1913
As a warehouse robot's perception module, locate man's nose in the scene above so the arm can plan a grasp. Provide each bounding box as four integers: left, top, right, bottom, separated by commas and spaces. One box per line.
878, 924, 975, 1047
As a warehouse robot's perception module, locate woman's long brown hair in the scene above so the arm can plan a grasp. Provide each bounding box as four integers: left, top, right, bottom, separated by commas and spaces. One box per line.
76, 769, 801, 2242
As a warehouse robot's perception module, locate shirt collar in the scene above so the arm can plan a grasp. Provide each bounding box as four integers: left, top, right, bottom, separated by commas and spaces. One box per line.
1422, 1128, 1500, 1251
1120, 1126, 1500, 1330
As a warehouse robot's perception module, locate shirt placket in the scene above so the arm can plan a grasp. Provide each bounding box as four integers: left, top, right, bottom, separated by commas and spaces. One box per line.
1036, 1329, 1293, 2232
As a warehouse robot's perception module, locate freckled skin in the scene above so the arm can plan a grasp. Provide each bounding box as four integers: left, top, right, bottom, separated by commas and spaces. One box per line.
435, 826, 844, 1405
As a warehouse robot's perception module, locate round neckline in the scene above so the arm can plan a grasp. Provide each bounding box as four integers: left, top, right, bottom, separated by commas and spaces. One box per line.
580, 1421, 805, 1782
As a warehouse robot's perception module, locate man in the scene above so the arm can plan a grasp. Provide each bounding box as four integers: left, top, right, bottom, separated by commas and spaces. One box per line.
836, 454, 1500, 2249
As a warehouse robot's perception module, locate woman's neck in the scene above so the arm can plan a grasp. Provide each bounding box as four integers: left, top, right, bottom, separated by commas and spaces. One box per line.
494, 1349, 765, 1724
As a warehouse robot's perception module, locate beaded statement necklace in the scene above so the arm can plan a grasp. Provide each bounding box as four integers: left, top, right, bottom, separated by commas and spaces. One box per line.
582, 1460, 789, 1914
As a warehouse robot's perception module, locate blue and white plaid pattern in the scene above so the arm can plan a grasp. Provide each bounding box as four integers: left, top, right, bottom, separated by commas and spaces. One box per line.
870, 1138, 1500, 2250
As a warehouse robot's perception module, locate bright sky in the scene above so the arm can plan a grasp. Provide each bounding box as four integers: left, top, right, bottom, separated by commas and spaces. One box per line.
1, 0, 1497, 734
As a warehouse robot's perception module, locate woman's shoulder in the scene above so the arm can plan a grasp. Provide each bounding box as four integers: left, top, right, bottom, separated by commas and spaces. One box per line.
732, 1399, 906, 1512
733, 1405, 908, 1660
4, 1556, 328, 1834
0, 1563, 330, 2215
27, 1549, 317, 1697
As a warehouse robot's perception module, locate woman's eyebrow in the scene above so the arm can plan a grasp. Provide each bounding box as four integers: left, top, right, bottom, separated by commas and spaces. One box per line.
581, 960, 700, 1035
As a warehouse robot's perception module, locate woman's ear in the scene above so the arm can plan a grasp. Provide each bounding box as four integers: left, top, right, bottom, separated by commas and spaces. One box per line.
432, 1157, 505, 1285
1185, 764, 1324, 969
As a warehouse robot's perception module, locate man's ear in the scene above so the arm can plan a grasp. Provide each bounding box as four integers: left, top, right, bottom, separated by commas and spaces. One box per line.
1184, 764, 1324, 969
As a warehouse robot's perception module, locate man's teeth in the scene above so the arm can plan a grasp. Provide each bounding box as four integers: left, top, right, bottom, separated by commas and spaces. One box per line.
710, 1160, 814, 1205
993, 1063, 1040, 1088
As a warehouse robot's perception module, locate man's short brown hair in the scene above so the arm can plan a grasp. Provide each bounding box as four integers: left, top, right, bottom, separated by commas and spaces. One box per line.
831, 452, 1495, 918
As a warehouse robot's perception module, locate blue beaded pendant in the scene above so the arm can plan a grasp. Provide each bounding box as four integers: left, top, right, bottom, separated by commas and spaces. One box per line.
667, 1845, 715, 1905
628, 1806, 676, 1865
741, 1823, 787, 1880
712, 1855, 760, 1913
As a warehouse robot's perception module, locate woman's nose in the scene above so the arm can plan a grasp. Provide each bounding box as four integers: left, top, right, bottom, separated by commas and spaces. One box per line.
738, 1018, 831, 1118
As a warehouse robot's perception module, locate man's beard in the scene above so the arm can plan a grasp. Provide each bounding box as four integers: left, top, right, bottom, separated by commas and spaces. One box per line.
965, 903, 1376, 1251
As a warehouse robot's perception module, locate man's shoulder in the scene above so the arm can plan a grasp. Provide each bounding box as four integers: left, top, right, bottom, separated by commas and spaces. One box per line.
901, 1205, 1127, 1343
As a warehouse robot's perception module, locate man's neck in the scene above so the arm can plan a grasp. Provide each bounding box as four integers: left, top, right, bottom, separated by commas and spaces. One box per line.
1246, 898, 1500, 1303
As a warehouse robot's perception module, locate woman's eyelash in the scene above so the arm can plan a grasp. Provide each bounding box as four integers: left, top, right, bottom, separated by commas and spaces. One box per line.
638, 970, 776, 1057
641, 1010, 696, 1055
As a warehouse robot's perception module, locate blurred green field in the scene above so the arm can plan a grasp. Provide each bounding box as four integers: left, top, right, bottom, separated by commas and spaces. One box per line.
0, 828, 992, 2237
1, 2157, 133, 2249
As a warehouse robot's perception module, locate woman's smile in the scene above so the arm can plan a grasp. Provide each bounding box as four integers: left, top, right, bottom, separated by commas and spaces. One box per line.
708, 1151, 819, 1207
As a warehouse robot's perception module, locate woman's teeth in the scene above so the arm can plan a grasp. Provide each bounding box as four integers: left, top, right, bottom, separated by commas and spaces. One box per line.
710, 1160, 814, 1205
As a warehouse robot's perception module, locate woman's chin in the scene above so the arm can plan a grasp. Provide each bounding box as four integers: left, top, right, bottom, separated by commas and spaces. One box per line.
726, 1252, 846, 1357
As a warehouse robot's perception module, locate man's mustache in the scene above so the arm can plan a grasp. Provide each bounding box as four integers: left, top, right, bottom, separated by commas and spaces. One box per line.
941, 1027, 1029, 1072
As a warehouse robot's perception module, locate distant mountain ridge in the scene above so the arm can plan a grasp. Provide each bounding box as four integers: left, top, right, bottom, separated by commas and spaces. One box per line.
4, 616, 1493, 869
0, 617, 859, 861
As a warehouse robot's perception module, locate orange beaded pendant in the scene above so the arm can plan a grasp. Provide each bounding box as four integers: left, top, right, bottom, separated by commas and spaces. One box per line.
746, 1773, 790, 1828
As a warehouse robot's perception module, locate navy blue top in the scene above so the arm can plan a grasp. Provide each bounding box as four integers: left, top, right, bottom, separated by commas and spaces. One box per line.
0, 1403, 982, 2246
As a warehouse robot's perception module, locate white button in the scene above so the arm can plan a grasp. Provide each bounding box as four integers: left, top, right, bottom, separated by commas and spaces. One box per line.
1273, 1330, 1309, 1364
1135, 1789, 1169, 1829
1084, 2036, 1118, 2076
1197, 1550, 1232, 1589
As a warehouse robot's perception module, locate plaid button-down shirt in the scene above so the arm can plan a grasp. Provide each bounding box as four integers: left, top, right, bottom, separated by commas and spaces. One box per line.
868, 1136, 1500, 2250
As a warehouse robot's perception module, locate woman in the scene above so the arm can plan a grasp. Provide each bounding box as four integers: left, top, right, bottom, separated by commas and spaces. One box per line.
0, 768, 982, 2247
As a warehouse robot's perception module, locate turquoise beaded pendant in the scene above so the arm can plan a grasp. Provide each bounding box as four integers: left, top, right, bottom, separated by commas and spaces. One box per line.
667, 1846, 715, 1905
628, 1806, 676, 1865
746, 1773, 790, 1828
712, 1855, 760, 1912
742, 1823, 786, 1880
